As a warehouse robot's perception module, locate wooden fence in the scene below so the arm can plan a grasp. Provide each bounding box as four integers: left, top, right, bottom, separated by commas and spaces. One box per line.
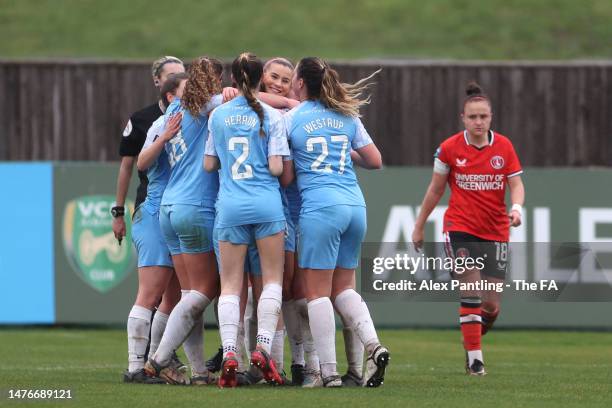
1, 59, 611, 166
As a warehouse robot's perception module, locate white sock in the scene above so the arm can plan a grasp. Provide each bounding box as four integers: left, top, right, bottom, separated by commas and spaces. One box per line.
256, 283, 282, 354
153, 290, 210, 366
218, 295, 241, 356
295, 298, 319, 371
184, 312, 206, 375
271, 330, 285, 370
307, 297, 337, 378
127, 305, 152, 372
334, 289, 379, 355
343, 327, 364, 378
468, 350, 484, 366
283, 300, 305, 366
237, 322, 247, 371
149, 311, 169, 358
244, 287, 257, 352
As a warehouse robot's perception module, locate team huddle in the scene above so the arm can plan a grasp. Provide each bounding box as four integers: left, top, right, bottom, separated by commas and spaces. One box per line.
113, 52, 524, 388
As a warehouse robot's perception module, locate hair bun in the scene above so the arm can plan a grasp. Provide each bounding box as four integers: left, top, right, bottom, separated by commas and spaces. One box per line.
465, 81, 483, 96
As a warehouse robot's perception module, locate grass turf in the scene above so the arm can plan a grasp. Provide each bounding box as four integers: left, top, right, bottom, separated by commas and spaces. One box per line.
1, 0, 612, 60
0, 328, 611, 407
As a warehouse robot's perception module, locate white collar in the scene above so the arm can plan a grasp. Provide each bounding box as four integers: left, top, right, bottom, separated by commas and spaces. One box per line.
463, 130, 494, 146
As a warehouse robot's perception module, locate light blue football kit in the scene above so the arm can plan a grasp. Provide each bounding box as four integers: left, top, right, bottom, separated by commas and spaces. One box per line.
206, 96, 290, 246
159, 96, 222, 255
131, 115, 173, 268
284, 100, 373, 269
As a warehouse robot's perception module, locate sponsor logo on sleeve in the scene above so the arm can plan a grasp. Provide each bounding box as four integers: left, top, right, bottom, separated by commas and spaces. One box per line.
123, 120, 133, 137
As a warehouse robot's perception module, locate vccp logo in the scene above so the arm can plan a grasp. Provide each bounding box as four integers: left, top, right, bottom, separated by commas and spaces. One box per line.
63, 195, 135, 293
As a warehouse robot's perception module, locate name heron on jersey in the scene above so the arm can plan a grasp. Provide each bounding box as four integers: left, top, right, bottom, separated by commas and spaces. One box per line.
303, 117, 344, 133
224, 114, 258, 128
455, 173, 504, 191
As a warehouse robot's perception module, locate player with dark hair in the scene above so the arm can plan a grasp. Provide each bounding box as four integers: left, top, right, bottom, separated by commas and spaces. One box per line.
205, 52, 291, 388
412, 81, 525, 376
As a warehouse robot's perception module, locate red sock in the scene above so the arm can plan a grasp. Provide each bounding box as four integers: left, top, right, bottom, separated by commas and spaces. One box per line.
459, 298, 482, 351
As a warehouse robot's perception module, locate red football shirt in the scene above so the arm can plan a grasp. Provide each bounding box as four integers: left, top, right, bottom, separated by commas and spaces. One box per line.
435, 130, 522, 242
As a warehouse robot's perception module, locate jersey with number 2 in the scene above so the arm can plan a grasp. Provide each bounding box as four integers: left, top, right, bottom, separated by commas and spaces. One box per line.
206, 96, 290, 228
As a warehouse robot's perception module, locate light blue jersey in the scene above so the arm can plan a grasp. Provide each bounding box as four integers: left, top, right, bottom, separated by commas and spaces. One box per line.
141, 115, 171, 215
206, 96, 290, 228
284, 100, 373, 213
161, 96, 223, 208
131, 115, 173, 268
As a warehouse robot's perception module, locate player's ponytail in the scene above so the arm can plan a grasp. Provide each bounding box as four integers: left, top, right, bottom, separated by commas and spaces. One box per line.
232, 52, 265, 137
463, 80, 491, 111
297, 57, 379, 117
182, 57, 221, 118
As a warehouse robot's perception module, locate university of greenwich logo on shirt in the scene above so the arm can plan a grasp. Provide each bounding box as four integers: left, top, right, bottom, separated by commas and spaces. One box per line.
63, 195, 136, 293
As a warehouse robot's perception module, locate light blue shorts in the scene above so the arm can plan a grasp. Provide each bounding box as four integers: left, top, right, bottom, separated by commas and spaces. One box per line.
213, 228, 262, 276
131, 207, 173, 268
298, 205, 367, 270
216, 221, 286, 246
159, 204, 215, 255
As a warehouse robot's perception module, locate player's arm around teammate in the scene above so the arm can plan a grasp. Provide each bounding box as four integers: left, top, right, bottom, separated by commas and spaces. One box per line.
412, 81, 524, 376
112, 57, 184, 243
124, 72, 188, 384
205, 53, 290, 387
287, 57, 388, 388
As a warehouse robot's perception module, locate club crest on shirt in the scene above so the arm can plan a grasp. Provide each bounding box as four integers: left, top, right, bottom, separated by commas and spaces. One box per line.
490, 155, 504, 170
456, 158, 467, 167
122, 120, 133, 137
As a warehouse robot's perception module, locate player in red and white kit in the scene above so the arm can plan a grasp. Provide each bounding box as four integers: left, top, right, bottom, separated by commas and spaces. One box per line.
412, 81, 525, 376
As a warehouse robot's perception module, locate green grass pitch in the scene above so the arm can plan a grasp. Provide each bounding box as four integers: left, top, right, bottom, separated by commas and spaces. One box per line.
1, 328, 611, 407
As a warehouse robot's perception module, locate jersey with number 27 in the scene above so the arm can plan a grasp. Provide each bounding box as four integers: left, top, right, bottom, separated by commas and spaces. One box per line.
284, 100, 373, 213
206, 96, 290, 228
